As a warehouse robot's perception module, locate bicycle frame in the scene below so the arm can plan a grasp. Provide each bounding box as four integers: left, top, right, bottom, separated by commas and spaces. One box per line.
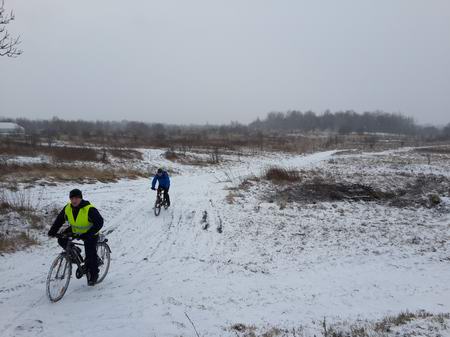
158, 189, 169, 204
61, 238, 84, 269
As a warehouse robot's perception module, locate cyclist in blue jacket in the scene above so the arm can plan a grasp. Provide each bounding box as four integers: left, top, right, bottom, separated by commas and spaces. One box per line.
151, 168, 170, 206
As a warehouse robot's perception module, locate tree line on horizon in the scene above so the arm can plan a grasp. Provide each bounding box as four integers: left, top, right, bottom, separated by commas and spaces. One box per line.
251, 110, 418, 134
1, 111, 449, 147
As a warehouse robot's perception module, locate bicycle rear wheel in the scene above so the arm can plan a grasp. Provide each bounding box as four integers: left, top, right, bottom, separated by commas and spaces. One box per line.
154, 199, 161, 216
46, 253, 72, 302
96, 242, 111, 284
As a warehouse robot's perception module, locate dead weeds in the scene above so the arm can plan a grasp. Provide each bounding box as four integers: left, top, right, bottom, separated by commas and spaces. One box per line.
0, 232, 38, 253
0, 163, 146, 185
263, 167, 450, 208
265, 167, 301, 182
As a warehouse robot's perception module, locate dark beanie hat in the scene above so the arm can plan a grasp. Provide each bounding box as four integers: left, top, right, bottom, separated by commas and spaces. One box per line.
69, 189, 83, 199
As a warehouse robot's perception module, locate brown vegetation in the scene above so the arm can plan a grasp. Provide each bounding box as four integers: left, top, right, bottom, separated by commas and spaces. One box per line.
0, 190, 61, 253
0, 142, 142, 163
265, 167, 301, 182
415, 146, 450, 154
108, 148, 143, 160
0, 163, 146, 185
230, 311, 450, 337
0, 190, 43, 228
275, 182, 395, 204
0, 232, 38, 253
261, 164, 450, 208
3, 115, 441, 158
164, 149, 223, 166
0, 192, 41, 253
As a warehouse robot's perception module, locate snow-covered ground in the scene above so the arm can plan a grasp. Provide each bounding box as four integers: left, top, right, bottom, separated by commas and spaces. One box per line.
1, 148, 449, 337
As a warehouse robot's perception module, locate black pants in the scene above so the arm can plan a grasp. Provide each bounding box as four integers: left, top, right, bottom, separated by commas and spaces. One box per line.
158, 186, 170, 205
58, 235, 99, 278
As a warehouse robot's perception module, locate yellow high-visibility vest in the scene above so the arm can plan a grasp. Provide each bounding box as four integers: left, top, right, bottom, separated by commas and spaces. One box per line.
64, 203, 94, 234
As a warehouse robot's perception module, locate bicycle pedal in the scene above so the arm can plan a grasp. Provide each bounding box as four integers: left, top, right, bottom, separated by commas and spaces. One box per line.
75, 265, 86, 279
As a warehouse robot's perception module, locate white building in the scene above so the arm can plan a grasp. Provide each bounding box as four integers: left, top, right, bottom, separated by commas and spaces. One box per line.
0, 122, 25, 135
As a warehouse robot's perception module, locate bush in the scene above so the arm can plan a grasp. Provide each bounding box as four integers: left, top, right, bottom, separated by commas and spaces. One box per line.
164, 150, 179, 161
265, 167, 301, 182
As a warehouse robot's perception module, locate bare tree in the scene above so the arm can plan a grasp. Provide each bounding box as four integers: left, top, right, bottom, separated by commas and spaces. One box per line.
0, 0, 22, 57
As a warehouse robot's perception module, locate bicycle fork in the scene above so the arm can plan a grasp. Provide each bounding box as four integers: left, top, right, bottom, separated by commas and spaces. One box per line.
55, 256, 69, 280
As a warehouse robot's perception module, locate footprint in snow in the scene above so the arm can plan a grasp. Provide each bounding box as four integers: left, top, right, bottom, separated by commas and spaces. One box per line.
14, 320, 44, 335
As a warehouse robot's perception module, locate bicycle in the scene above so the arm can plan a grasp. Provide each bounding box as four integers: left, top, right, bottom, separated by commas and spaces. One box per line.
46, 233, 111, 302
154, 189, 169, 216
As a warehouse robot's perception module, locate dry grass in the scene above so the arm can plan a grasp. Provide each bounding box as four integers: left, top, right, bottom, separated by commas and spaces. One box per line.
226, 191, 237, 204
0, 163, 146, 184
275, 182, 395, 204
261, 160, 450, 208
230, 324, 290, 337
230, 311, 450, 337
0, 142, 143, 163
373, 311, 441, 333
50, 146, 100, 162
231, 323, 257, 337
225, 175, 260, 204
164, 150, 220, 166
0, 232, 38, 253
240, 175, 261, 188
323, 311, 450, 337
164, 149, 179, 161
415, 146, 450, 154
0, 190, 60, 253
265, 167, 301, 183
0, 143, 100, 162
0, 190, 43, 228
108, 148, 143, 160
0, 190, 34, 213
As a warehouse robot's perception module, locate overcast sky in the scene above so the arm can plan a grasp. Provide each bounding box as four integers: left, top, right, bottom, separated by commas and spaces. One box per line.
1, 0, 449, 125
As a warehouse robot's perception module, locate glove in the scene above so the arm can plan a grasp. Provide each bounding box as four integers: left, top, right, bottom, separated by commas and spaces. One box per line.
151, 187, 156, 190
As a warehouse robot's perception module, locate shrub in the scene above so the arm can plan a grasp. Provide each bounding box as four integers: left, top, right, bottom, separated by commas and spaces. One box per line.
164, 150, 179, 160
265, 167, 301, 182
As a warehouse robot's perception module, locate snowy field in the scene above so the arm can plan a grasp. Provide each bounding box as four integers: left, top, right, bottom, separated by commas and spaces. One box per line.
1, 147, 450, 337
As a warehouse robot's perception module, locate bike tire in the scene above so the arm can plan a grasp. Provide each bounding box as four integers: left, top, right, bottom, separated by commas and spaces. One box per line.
96, 242, 111, 284
154, 200, 161, 216
46, 253, 72, 302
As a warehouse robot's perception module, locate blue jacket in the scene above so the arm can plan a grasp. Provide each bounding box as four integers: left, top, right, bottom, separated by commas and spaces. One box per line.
152, 171, 170, 189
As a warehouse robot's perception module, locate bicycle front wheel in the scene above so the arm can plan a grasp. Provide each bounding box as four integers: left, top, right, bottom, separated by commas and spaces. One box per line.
96, 242, 111, 284
46, 253, 72, 302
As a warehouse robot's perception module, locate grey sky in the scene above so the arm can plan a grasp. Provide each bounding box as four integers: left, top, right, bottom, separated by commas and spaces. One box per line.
1, 0, 449, 125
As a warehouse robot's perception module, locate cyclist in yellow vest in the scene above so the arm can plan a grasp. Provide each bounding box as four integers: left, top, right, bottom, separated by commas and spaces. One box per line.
48, 189, 104, 286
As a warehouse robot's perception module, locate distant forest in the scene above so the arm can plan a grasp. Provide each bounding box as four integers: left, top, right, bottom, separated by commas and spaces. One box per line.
251, 110, 450, 139
252, 111, 417, 134
1, 111, 449, 149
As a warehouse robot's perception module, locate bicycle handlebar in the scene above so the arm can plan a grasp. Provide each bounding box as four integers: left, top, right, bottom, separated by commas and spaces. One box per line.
55, 233, 78, 240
